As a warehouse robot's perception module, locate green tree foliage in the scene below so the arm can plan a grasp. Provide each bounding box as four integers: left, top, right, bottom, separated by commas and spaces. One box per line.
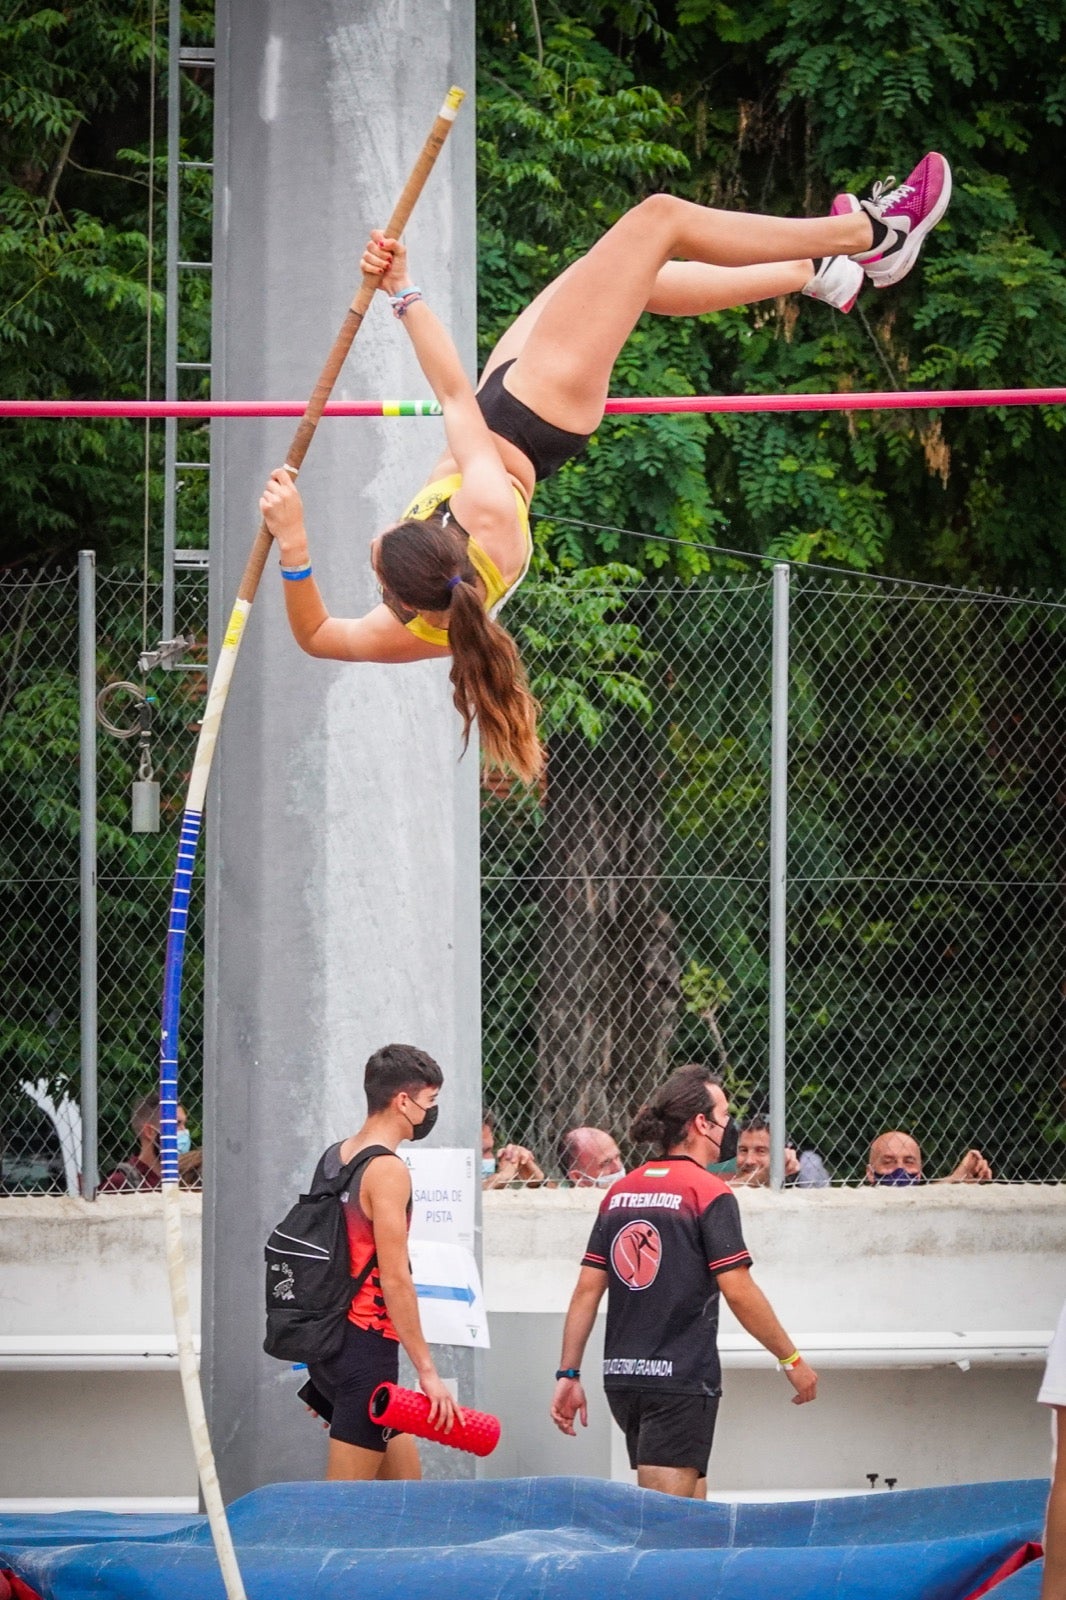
476, 1, 1066, 1175
0, 3, 1063, 1183
0, 2, 213, 568
0, 569, 206, 1188
479, 0, 1066, 587
0, 6, 212, 1185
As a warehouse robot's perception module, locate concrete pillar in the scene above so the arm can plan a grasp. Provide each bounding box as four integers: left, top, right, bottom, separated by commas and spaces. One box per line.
202, 1, 479, 1500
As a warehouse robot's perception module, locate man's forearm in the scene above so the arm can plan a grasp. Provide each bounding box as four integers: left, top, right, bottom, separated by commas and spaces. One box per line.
558, 1283, 604, 1370
380, 1270, 436, 1378
1042, 1412, 1066, 1600
1044, 1477, 1066, 1600
720, 1272, 796, 1361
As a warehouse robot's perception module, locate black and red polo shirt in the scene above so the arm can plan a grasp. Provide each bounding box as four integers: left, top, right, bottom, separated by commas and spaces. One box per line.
581, 1154, 752, 1396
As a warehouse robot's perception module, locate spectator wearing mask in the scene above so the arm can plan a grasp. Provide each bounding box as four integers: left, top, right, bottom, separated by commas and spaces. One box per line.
482, 1110, 545, 1189
300, 1042, 458, 1479
865, 1130, 992, 1186
100, 1092, 202, 1192
558, 1127, 626, 1188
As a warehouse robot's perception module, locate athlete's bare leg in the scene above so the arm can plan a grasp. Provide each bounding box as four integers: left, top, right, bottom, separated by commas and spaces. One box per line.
378, 1433, 422, 1480
479, 257, 812, 391
325, 1438, 387, 1480
325, 1432, 421, 1481
637, 1463, 702, 1497
494, 195, 871, 431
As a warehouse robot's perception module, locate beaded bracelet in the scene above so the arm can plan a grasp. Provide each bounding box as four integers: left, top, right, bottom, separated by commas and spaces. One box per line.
390, 287, 423, 319
280, 562, 313, 582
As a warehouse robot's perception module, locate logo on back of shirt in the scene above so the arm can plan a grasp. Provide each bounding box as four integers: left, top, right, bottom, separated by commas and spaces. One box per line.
611, 1221, 662, 1290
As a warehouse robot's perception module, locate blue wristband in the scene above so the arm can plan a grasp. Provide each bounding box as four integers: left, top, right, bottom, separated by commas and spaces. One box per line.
280, 563, 312, 581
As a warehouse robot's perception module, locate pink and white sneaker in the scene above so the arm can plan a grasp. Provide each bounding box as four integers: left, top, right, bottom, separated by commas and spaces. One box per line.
802, 254, 863, 312
801, 192, 865, 312
850, 153, 952, 288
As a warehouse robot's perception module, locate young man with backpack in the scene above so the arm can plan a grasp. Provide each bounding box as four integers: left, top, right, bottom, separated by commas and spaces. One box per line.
266, 1042, 458, 1480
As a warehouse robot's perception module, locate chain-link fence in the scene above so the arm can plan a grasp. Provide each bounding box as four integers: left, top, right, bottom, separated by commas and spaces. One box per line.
0, 564, 207, 1195
2, 555, 1064, 1194
484, 559, 1066, 1186
0, 568, 83, 1194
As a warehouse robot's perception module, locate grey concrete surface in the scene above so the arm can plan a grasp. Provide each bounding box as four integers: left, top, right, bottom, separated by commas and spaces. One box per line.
203, 1, 478, 1499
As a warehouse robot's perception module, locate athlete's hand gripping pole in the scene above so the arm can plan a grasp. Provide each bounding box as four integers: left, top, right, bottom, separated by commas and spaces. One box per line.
157, 87, 465, 1600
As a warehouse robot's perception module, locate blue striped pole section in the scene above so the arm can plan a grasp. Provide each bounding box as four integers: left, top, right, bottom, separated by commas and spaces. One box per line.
159, 808, 202, 1182
158, 591, 249, 1181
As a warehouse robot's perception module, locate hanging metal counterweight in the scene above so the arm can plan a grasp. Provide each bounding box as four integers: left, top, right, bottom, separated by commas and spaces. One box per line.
132, 777, 161, 833
96, 679, 162, 833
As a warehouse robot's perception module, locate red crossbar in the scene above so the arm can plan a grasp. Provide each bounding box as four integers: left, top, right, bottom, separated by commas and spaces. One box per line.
0, 388, 1064, 419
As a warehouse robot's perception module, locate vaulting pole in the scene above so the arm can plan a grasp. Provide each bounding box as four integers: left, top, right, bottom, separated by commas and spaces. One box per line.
157, 87, 464, 1600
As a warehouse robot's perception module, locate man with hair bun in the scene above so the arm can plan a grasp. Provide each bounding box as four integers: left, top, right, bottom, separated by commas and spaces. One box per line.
550, 1068, 817, 1497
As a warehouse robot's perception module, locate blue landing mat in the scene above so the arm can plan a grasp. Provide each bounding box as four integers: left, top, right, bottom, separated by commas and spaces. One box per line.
0, 1477, 1047, 1600
986, 1561, 1045, 1597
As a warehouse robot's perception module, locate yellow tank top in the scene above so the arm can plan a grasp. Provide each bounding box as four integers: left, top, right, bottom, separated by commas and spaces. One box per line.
399, 473, 532, 648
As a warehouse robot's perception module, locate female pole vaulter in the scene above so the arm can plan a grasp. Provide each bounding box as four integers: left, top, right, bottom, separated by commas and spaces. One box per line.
260, 155, 951, 783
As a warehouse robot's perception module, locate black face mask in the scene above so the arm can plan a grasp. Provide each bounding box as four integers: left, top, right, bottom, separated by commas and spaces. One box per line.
408, 1102, 439, 1142
718, 1117, 739, 1163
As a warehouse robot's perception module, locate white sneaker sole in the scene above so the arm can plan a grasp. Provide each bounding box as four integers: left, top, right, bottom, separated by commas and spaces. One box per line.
866, 159, 953, 288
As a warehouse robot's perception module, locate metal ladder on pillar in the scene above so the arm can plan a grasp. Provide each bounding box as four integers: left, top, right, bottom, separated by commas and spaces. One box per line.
159, 0, 213, 672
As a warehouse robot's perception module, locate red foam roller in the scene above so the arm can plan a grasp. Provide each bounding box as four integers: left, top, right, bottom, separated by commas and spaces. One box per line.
368, 1382, 501, 1457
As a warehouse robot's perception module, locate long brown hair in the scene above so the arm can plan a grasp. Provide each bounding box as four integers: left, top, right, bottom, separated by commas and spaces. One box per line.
377, 513, 543, 783
630, 1069, 715, 1157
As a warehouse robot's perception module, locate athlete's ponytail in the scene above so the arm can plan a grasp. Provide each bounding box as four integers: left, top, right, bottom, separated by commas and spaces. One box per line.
376, 515, 544, 784
446, 581, 542, 784
630, 1069, 715, 1156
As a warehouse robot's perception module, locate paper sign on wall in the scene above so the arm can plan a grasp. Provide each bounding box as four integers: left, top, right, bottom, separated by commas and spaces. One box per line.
401, 1147, 487, 1348
401, 1146, 476, 1253
408, 1237, 489, 1349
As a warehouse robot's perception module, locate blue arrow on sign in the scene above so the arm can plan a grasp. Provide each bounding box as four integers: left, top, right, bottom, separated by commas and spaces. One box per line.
415, 1281, 476, 1307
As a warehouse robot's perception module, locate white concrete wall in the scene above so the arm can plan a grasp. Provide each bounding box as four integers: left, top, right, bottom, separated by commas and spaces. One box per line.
481, 1185, 1065, 1491
0, 1196, 201, 1498
1, 1189, 1062, 1498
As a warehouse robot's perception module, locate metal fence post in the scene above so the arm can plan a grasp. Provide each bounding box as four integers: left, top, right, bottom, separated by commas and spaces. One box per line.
78, 550, 99, 1199
769, 562, 790, 1190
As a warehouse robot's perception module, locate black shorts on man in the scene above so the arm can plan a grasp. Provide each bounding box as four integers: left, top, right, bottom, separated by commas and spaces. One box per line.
304, 1320, 400, 1452
608, 1389, 720, 1474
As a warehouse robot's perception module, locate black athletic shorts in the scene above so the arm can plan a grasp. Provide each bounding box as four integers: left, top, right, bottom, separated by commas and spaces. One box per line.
304, 1321, 400, 1452
476, 359, 591, 480
607, 1388, 720, 1475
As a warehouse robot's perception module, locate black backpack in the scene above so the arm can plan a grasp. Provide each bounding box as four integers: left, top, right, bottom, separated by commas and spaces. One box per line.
263, 1143, 392, 1365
